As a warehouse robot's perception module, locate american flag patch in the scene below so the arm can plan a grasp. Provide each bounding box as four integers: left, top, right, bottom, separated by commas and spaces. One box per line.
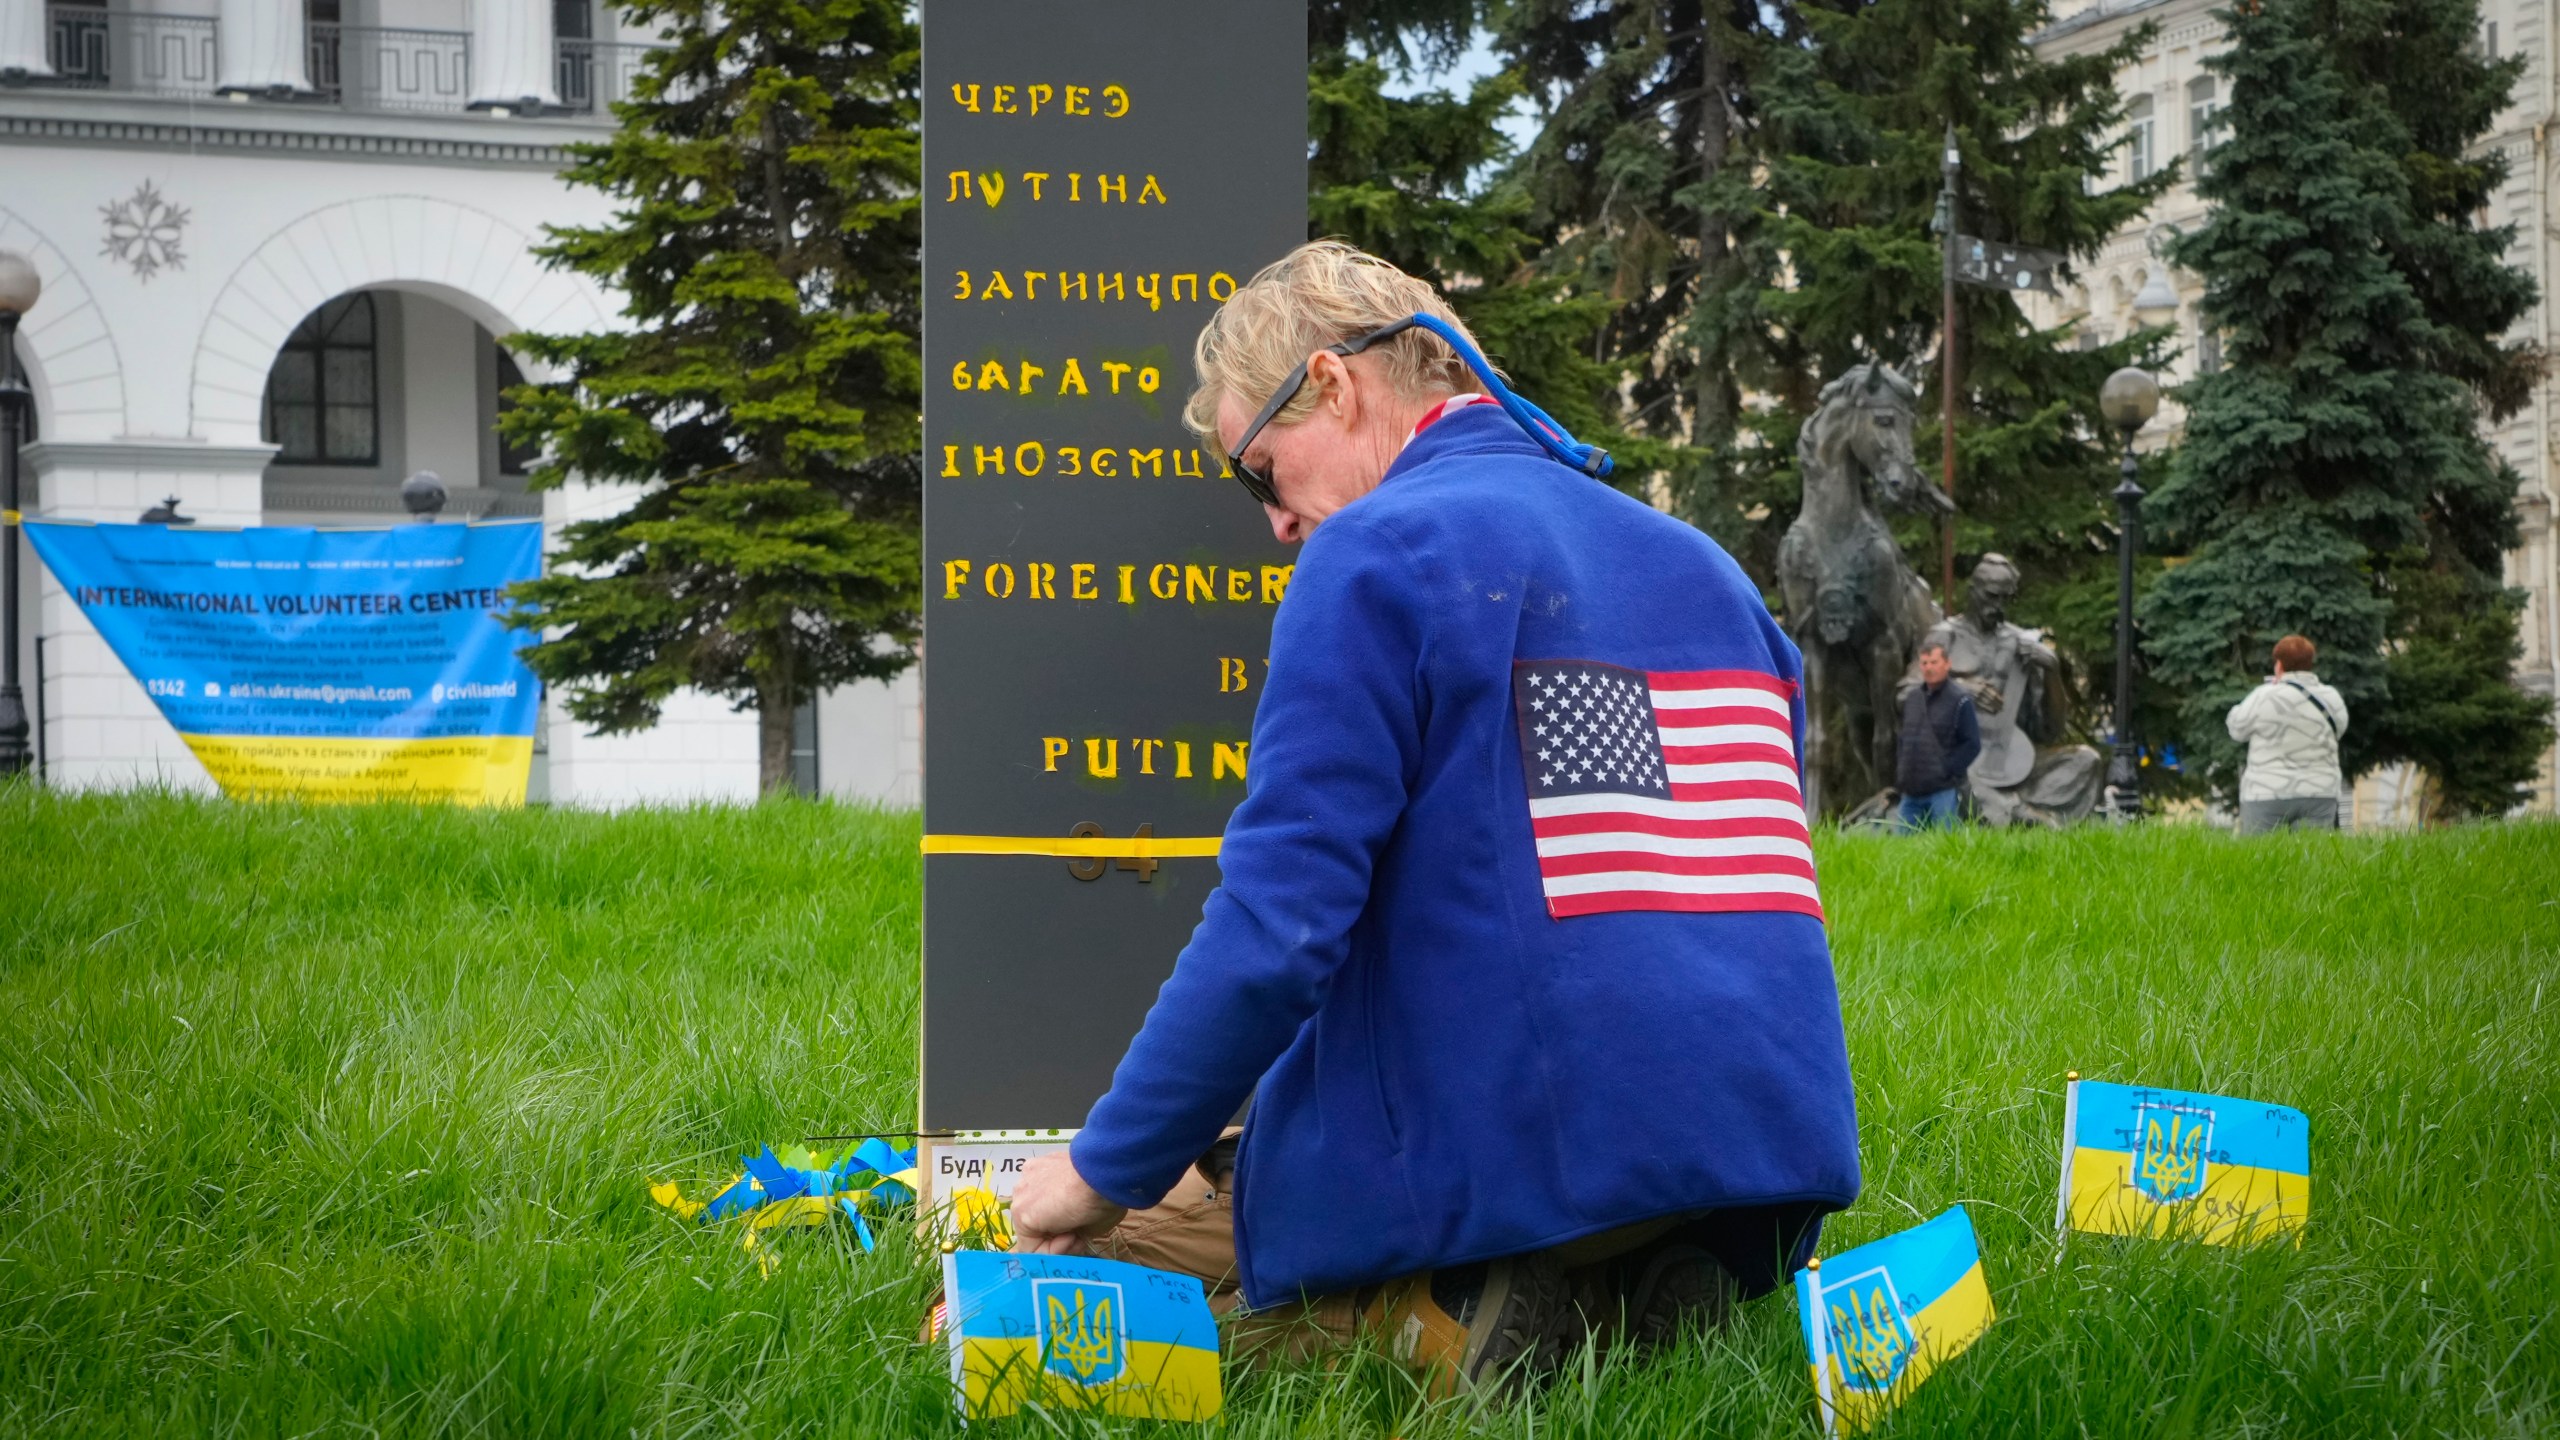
1512, 659, 1822, 921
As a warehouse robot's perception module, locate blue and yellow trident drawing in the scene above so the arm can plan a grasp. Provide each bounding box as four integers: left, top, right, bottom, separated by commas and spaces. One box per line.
1034, 1279, 1126, 1386
1825, 1274, 1916, 1392
2130, 1101, 2215, 1204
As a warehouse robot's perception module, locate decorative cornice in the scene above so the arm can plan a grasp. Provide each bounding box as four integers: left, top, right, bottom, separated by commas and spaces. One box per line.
2031, 0, 2175, 47
0, 111, 585, 168
25, 438, 279, 472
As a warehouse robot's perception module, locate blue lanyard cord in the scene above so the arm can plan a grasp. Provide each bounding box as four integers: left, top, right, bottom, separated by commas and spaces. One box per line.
1402, 313, 1615, 479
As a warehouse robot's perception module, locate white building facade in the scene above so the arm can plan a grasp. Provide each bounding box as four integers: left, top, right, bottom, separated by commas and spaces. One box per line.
0, 0, 919, 807
2033, 0, 2560, 819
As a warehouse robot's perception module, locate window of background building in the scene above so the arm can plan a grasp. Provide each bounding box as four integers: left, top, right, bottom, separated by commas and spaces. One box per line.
791, 700, 819, 796
495, 349, 540, 476
264, 293, 378, 466
2128, 94, 2155, 183
554, 0, 594, 107
306, 0, 341, 93
50, 0, 107, 86
2194, 309, 2222, 374
2188, 77, 2222, 174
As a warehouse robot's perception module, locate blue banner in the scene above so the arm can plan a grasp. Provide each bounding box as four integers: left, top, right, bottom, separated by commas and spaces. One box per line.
26, 519, 544, 804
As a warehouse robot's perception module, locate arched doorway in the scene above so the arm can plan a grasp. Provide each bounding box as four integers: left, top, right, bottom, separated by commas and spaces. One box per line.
256, 288, 546, 525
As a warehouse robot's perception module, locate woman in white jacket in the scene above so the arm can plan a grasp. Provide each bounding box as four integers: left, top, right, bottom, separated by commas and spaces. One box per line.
2224, 634, 2349, 834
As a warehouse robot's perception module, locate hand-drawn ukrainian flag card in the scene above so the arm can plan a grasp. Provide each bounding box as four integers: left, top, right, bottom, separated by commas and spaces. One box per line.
942, 1251, 1221, 1421
1796, 1204, 1996, 1436
2058, 1076, 2310, 1246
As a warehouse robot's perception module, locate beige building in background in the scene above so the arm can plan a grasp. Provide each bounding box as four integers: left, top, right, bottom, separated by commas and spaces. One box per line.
2031, 0, 2560, 821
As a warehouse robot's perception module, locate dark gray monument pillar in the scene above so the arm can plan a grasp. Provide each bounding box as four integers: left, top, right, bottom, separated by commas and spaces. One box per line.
921, 0, 1307, 1130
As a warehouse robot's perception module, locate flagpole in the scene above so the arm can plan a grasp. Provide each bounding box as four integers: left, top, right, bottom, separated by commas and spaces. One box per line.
2056, 1070, 2081, 1239
1939, 121, 1960, 607
1802, 1256, 1839, 1437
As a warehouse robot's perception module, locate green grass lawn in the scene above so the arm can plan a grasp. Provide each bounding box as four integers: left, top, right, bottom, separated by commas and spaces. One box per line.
2, 791, 2554, 1437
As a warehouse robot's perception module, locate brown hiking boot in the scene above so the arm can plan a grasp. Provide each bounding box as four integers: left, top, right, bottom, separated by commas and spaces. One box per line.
1616, 1238, 1737, 1351
1360, 1251, 1582, 1398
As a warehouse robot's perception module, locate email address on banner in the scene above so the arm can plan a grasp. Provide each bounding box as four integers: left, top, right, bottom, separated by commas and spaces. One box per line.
215, 681, 415, 703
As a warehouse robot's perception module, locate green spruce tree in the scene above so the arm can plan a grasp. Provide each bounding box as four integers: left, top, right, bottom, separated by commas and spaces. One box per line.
1751, 0, 2170, 698
2148, 0, 2550, 811
2315, 0, 2551, 816
501, 0, 922, 795
1495, 0, 1778, 522
1307, 2, 1647, 462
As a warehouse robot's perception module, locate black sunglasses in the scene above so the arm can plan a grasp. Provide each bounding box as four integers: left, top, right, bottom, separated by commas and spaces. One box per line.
1224, 319, 1421, 507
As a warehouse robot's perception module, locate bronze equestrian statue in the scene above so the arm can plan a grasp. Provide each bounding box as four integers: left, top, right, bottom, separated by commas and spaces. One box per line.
1778, 363, 1951, 818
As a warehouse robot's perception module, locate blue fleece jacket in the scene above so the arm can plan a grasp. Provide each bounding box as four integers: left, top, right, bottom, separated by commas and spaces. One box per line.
1070, 404, 1862, 1309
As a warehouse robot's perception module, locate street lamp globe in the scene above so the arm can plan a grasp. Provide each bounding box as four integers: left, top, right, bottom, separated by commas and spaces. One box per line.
401, 470, 449, 521
2100, 365, 2160, 436
0, 250, 39, 318
2131, 263, 2182, 326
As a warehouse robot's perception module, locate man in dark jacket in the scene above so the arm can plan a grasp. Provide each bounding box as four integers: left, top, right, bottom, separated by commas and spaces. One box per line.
1896, 640, 1980, 830
1006, 242, 1860, 1393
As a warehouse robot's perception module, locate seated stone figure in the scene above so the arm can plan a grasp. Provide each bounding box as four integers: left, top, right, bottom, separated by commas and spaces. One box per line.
1897, 554, 2104, 827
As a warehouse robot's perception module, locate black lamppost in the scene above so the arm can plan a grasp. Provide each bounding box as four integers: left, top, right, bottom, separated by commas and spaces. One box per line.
2099, 365, 2161, 820
0, 250, 40, 778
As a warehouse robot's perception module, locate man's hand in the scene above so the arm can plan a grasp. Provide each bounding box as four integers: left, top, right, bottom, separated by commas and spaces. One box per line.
1008, 1151, 1128, 1256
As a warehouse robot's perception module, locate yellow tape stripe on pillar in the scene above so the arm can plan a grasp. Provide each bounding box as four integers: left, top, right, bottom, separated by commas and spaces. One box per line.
921, 834, 1223, 859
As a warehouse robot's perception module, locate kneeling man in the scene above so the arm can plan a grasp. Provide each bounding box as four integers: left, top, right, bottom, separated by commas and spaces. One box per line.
1009, 242, 1861, 1391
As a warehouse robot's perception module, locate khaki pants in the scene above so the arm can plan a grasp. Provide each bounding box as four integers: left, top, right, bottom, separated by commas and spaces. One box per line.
1088, 1148, 1368, 1365
1089, 1137, 1820, 1367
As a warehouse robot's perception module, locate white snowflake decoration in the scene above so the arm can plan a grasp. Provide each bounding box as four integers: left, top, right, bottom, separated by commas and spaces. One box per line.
100, 181, 189, 282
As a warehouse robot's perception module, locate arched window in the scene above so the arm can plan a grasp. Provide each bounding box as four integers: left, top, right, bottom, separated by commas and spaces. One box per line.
264, 293, 378, 465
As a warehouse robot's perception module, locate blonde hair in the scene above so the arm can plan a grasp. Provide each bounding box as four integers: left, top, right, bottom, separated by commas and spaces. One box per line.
1183, 240, 1494, 466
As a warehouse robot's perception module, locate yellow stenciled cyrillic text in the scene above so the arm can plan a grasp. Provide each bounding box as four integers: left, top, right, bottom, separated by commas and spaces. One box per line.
936, 440, 1232, 482
949, 81, 1131, 118
950, 356, 1161, 395
947, 271, 1233, 311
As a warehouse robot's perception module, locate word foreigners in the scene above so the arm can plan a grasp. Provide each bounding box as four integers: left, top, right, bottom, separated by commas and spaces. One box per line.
940, 559, 1292, 605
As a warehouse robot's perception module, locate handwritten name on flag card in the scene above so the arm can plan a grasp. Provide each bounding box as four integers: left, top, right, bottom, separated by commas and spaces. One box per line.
2058, 1076, 2310, 1246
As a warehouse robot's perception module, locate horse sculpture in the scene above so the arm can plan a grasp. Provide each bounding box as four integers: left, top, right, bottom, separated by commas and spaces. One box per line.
1777, 362, 1952, 818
